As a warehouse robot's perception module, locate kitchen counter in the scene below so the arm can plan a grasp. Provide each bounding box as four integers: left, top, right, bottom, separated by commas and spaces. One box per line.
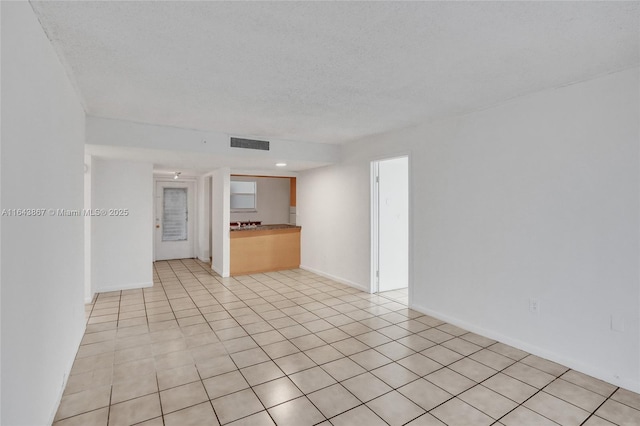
230, 224, 301, 232
229, 225, 301, 275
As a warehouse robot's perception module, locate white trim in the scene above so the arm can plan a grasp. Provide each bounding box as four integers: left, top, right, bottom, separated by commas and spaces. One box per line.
230, 169, 299, 178
211, 264, 227, 278
370, 161, 379, 294
410, 301, 640, 393
407, 153, 414, 308
95, 281, 154, 293
153, 173, 200, 180
300, 265, 369, 293
84, 154, 93, 303
370, 153, 412, 298
47, 322, 85, 426
153, 177, 198, 261
210, 168, 231, 277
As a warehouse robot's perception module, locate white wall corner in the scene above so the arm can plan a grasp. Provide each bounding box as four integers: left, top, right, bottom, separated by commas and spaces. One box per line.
83, 154, 93, 303
95, 281, 154, 293
196, 175, 209, 262
211, 264, 224, 277
299, 265, 370, 293
46, 326, 85, 426
211, 167, 231, 277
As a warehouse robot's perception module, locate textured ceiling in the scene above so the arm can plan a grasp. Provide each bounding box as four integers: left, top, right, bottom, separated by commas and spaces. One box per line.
31, 1, 639, 145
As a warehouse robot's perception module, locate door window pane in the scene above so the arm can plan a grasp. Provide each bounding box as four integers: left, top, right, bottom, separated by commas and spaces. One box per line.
163, 188, 188, 241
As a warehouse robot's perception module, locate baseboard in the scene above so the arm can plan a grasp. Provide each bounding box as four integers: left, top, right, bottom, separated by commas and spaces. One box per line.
47, 319, 85, 425
94, 281, 153, 293
409, 302, 640, 393
198, 256, 210, 264
299, 264, 370, 293
211, 264, 230, 278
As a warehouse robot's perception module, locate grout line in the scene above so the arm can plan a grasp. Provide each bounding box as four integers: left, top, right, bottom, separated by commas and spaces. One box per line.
150, 264, 167, 426
64, 260, 638, 426
189, 261, 328, 425
196, 261, 374, 423
190, 262, 505, 424
168, 259, 282, 426
578, 386, 619, 426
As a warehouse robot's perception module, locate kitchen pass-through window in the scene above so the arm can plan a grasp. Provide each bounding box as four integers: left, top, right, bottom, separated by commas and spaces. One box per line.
230, 180, 257, 211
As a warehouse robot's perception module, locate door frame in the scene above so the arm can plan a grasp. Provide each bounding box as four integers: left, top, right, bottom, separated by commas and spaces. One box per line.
370, 154, 412, 299
154, 177, 198, 261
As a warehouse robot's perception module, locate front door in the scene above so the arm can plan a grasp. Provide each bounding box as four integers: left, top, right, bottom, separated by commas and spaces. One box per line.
155, 180, 195, 260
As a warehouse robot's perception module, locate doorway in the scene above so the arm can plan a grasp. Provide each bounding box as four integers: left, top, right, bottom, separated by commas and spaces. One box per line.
155, 179, 195, 260
372, 156, 409, 297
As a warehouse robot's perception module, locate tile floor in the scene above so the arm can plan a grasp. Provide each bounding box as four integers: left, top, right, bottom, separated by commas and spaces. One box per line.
54, 259, 640, 426
376, 288, 408, 305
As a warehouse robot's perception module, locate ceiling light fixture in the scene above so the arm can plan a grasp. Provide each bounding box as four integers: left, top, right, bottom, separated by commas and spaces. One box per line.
174, 172, 181, 180
276, 163, 287, 167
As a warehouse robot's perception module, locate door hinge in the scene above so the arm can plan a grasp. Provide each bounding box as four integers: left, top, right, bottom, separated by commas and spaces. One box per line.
376, 175, 379, 183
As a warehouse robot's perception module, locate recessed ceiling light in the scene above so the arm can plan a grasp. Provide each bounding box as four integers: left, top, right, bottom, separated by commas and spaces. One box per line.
276, 163, 287, 167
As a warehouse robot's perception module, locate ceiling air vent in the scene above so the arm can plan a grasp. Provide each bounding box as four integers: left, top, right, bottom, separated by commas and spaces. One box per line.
230, 137, 270, 151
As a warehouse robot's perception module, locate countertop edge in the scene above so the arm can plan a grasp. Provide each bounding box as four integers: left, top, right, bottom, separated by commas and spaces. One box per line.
230, 224, 301, 232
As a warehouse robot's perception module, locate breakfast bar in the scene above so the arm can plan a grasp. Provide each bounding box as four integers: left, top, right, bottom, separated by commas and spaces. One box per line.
229, 224, 301, 275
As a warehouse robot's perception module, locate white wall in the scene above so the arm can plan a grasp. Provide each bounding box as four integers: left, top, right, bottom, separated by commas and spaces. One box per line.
92, 158, 153, 292
84, 155, 93, 302
209, 177, 213, 259
211, 168, 230, 277
1, 4, 3, 420
298, 162, 370, 291
197, 175, 211, 262
86, 116, 340, 168
299, 68, 640, 391
231, 176, 290, 224
1, 3, 87, 424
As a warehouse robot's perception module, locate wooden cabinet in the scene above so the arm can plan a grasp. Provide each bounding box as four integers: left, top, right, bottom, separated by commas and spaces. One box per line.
230, 226, 300, 275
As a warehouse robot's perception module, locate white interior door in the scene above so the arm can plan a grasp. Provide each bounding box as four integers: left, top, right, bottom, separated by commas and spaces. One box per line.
376, 156, 409, 292
155, 180, 195, 260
